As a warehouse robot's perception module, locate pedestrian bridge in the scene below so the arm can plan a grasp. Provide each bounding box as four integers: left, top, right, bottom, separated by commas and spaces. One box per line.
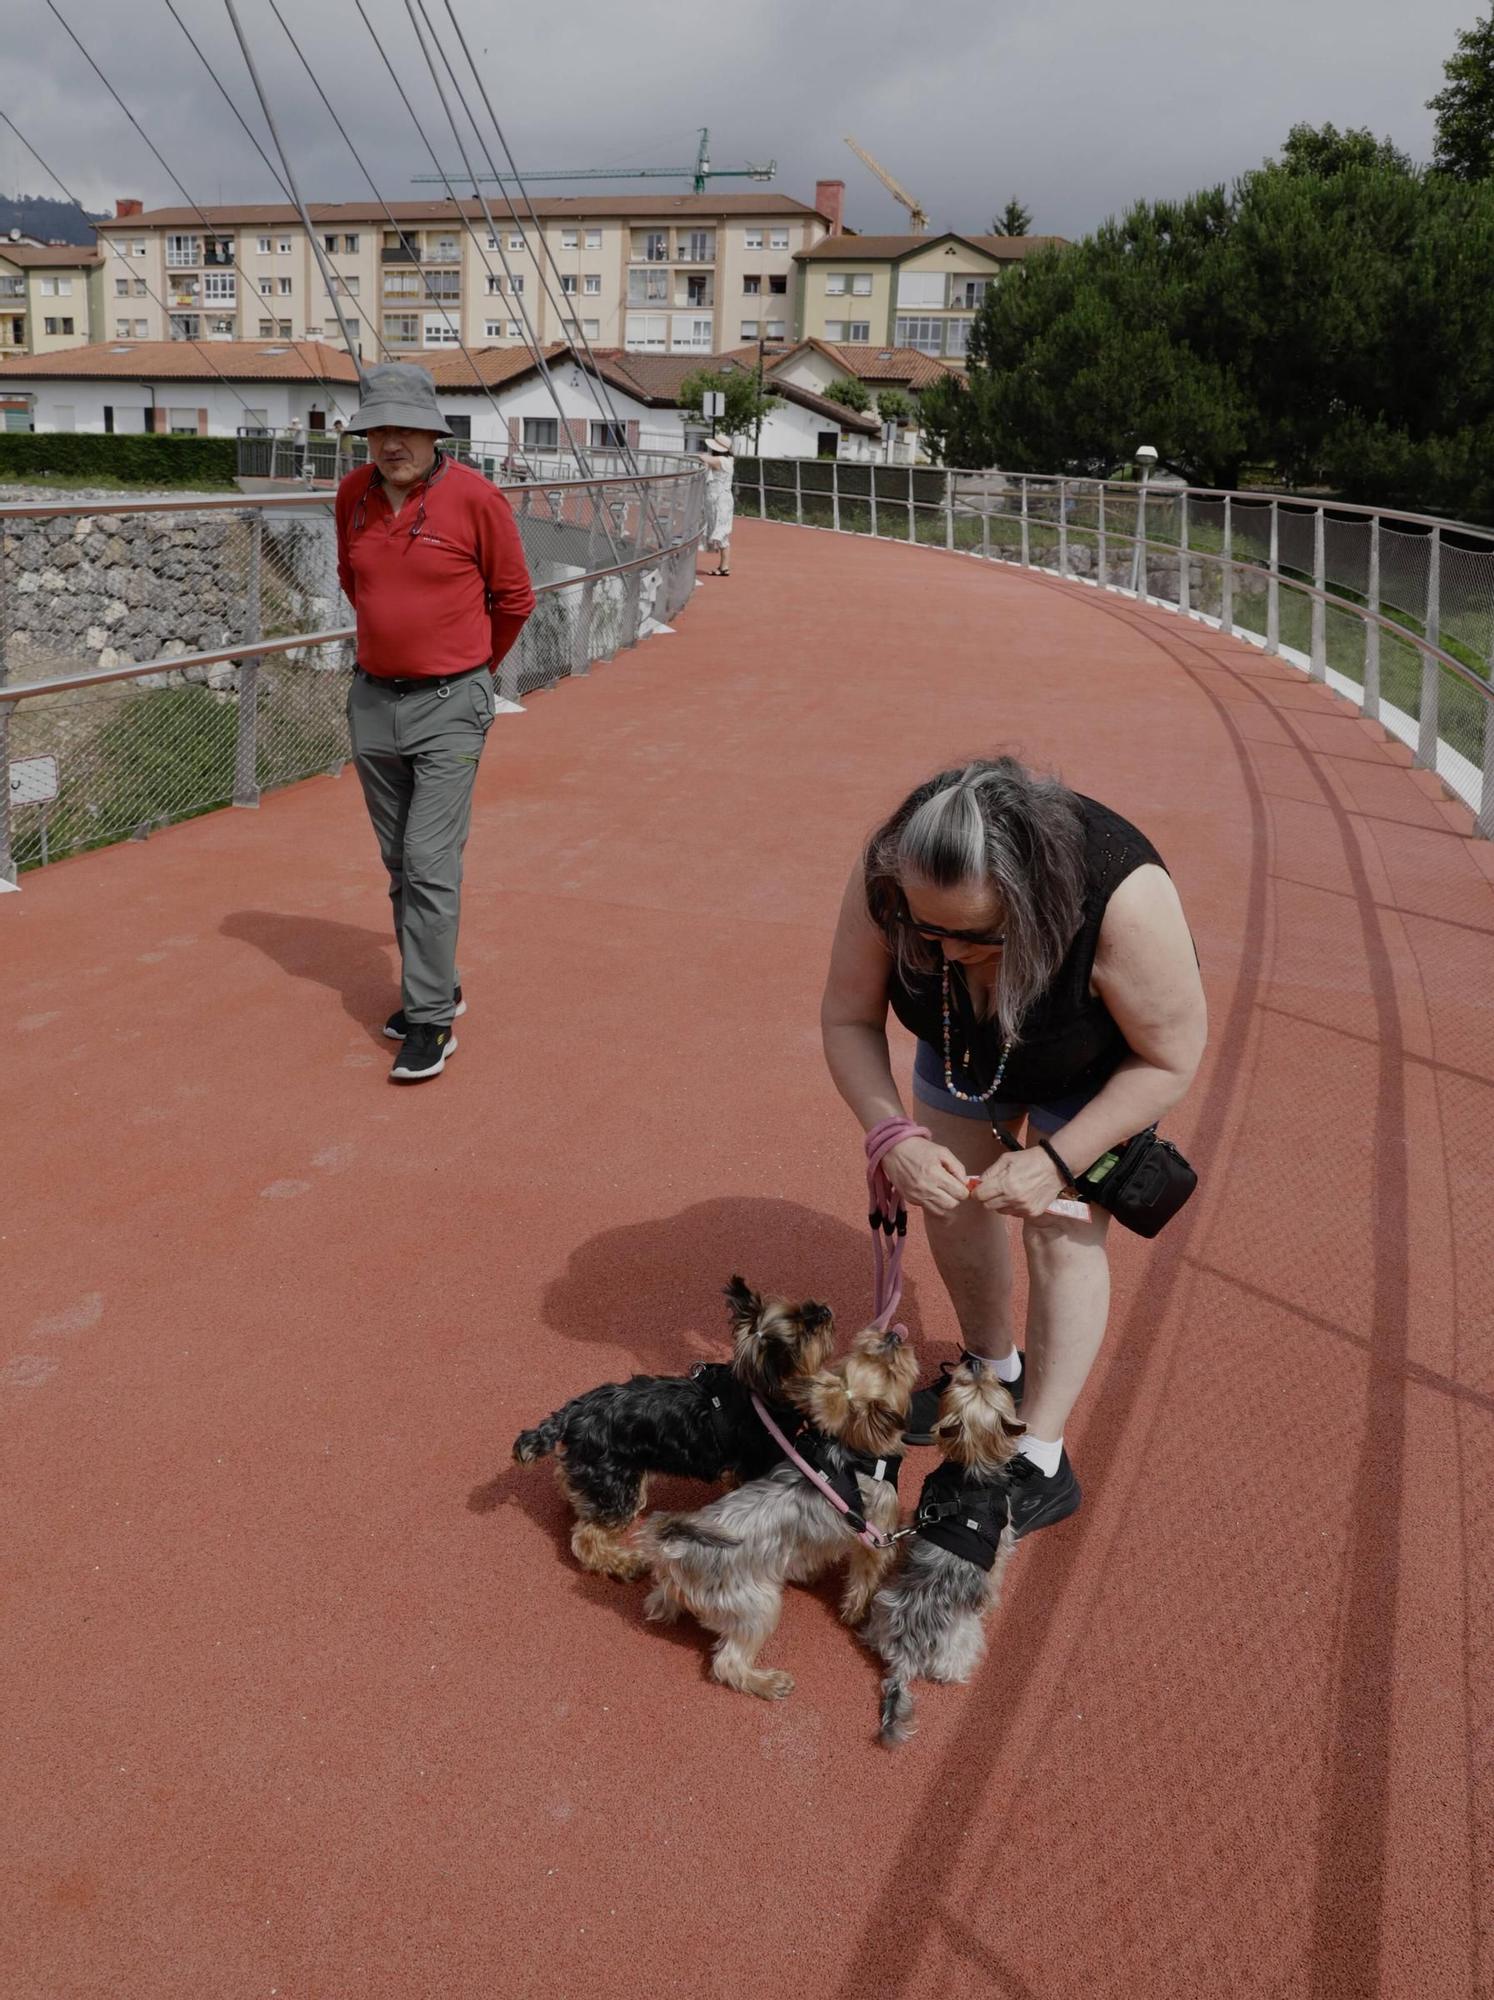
3, 516, 1490, 2000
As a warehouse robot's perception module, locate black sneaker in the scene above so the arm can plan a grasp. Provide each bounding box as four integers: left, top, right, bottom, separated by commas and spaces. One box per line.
1004, 1449, 1081, 1539
903, 1350, 1025, 1445
384, 986, 466, 1040
390, 1023, 457, 1082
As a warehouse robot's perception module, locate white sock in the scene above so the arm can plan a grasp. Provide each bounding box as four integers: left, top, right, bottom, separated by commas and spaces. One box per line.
964, 1343, 1022, 1383
1018, 1434, 1064, 1478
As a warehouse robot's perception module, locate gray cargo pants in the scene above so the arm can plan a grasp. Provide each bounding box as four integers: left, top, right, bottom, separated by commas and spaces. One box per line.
347, 665, 497, 1025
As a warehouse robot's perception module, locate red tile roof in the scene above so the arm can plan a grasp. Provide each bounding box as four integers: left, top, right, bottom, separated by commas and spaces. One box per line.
773, 338, 958, 390
796, 230, 1066, 263
0, 339, 359, 381
0, 244, 104, 269
95, 194, 829, 230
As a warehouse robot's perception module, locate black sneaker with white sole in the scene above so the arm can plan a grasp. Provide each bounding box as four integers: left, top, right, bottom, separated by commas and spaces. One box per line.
1003, 1448, 1081, 1539
390, 1023, 457, 1082
903, 1350, 1025, 1446
384, 985, 466, 1041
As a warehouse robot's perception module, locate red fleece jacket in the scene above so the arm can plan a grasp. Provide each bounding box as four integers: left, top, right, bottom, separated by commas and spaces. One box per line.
335, 455, 536, 677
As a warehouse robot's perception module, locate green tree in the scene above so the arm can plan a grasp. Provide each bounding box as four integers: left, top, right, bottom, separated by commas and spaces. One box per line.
824, 374, 873, 413
1273, 121, 1414, 178
1429, 5, 1494, 180
678, 367, 778, 438
874, 387, 914, 428
993, 198, 1032, 236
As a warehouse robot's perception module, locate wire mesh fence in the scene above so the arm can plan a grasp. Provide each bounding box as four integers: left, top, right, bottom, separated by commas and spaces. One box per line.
729, 461, 1494, 836
1, 461, 703, 879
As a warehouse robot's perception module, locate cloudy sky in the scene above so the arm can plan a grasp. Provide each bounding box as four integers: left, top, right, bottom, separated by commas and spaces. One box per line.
1, 0, 1482, 238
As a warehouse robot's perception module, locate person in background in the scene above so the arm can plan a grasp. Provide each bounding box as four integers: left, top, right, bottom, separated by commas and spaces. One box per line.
699, 433, 734, 578
335, 363, 536, 1083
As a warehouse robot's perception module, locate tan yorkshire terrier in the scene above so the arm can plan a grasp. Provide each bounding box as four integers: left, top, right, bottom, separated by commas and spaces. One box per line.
640, 1325, 919, 1701
864, 1354, 1026, 1745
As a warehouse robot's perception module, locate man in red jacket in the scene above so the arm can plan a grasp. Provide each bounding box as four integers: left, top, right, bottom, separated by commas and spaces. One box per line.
337, 364, 535, 1081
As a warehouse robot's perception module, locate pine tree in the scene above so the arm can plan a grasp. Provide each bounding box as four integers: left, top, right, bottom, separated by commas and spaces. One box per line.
1428, 5, 1494, 181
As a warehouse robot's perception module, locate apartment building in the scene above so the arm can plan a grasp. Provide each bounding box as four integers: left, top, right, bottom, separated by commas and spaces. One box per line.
91, 188, 840, 361
0, 242, 104, 357
794, 230, 1066, 363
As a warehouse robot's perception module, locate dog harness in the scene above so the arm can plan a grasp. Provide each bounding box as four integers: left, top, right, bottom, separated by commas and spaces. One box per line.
911, 1459, 1010, 1572
751, 1394, 902, 1549
690, 1363, 800, 1473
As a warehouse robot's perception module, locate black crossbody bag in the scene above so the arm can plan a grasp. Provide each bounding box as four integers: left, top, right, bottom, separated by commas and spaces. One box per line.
947, 972, 1197, 1238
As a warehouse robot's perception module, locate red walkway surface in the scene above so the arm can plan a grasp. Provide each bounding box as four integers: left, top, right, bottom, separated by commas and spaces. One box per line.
4, 521, 1492, 2000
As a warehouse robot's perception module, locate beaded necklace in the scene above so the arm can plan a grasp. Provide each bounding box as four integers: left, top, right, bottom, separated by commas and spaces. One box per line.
940, 959, 1013, 1102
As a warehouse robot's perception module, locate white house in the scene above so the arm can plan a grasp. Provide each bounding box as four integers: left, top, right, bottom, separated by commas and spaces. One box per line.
0, 338, 360, 435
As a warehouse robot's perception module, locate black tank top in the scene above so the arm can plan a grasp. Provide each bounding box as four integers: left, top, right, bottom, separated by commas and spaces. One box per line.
886, 795, 1164, 1103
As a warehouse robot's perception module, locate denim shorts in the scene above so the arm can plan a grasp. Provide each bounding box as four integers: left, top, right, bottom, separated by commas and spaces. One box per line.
912, 1039, 1098, 1137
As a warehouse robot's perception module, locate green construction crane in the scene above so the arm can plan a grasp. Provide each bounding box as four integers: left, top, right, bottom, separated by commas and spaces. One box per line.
412, 127, 775, 195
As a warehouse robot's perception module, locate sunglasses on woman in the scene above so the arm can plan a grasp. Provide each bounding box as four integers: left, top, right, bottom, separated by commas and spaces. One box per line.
898, 911, 1007, 947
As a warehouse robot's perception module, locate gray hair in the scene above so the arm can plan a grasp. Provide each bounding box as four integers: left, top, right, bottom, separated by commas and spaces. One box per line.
863, 757, 1086, 1043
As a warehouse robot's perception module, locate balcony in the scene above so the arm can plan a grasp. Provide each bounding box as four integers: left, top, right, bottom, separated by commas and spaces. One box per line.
673, 280, 715, 310
202, 240, 235, 268
674, 236, 717, 265
381, 241, 423, 265
0, 278, 26, 301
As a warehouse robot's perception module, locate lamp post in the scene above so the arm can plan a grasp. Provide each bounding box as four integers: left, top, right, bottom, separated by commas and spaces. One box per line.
1129, 443, 1157, 598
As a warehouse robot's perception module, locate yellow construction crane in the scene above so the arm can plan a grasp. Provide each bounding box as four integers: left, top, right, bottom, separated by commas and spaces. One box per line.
842, 135, 928, 233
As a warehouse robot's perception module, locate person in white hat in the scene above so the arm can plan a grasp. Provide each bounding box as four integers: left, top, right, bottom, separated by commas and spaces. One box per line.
335, 362, 536, 1082
699, 433, 735, 578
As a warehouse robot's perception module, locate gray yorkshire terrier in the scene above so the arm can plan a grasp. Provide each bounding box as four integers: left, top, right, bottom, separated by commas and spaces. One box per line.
864, 1355, 1025, 1746
641, 1325, 919, 1701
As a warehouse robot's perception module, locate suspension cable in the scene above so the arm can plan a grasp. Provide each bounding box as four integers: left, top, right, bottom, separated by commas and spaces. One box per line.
259, 0, 534, 478
41, 0, 356, 420
0, 108, 280, 434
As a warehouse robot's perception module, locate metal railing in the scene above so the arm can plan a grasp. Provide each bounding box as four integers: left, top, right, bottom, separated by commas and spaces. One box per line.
0, 459, 704, 879
734, 462, 1494, 838
234, 434, 699, 487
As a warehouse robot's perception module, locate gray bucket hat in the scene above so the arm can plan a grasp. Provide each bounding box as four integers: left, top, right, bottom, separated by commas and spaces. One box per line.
345, 361, 452, 436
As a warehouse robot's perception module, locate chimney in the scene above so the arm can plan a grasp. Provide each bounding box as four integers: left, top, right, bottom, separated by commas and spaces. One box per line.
814, 179, 845, 235
115, 198, 144, 219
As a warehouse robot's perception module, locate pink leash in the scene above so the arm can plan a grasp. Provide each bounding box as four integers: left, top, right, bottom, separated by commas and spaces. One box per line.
750, 1394, 894, 1550
863, 1117, 930, 1336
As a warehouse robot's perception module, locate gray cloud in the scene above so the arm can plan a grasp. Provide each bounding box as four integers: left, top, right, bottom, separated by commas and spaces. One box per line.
1, 0, 1477, 239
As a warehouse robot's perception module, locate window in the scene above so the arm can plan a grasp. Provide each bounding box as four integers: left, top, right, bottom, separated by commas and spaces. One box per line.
624, 311, 667, 351
203, 273, 236, 301
43, 316, 75, 335
768, 274, 787, 295
277, 319, 292, 337
896, 271, 944, 309
277, 239, 292, 255
169, 314, 200, 340
637, 230, 668, 263
329, 275, 360, 296
486, 274, 503, 295
383, 271, 420, 298
257, 235, 272, 253
323, 234, 338, 253
423, 314, 459, 345
432, 236, 459, 261
744, 228, 763, 250
851, 274, 873, 296
769, 228, 789, 250
484, 318, 503, 337
628, 268, 667, 305
952, 277, 990, 309
115, 277, 129, 297
560, 229, 578, 250
581, 318, 599, 339
424, 271, 460, 299
207, 313, 236, 336
485, 232, 499, 251
259, 317, 274, 337
590, 420, 626, 448
507, 320, 521, 337
845, 321, 870, 343
344, 235, 359, 254
895, 315, 943, 355
826, 274, 847, 296
583, 273, 601, 295
40, 277, 72, 296
135, 318, 149, 337
128, 238, 146, 257
584, 228, 602, 250
509, 232, 524, 251
278, 277, 293, 296
134, 278, 147, 297
671, 313, 713, 351
680, 230, 715, 262
383, 313, 420, 343
343, 317, 360, 346
166, 234, 200, 268
944, 317, 975, 357
522, 417, 558, 450
168, 407, 198, 434
560, 274, 576, 295
115, 317, 132, 337
740, 318, 760, 339
764, 318, 785, 339
742, 274, 761, 295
